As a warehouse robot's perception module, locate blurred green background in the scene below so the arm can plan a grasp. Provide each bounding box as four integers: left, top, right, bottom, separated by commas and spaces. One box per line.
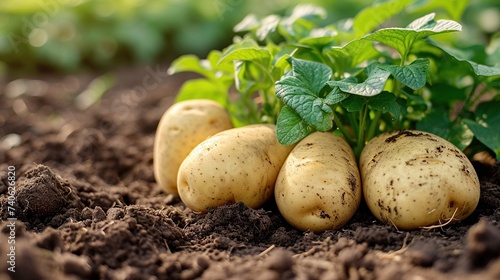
0, 0, 498, 74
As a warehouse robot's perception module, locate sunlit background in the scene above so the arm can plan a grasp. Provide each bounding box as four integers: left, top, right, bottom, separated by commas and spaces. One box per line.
0, 0, 498, 75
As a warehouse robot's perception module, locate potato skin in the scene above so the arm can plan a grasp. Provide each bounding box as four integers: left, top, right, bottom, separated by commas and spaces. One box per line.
360, 130, 480, 230
275, 132, 361, 232
177, 124, 294, 212
153, 99, 233, 194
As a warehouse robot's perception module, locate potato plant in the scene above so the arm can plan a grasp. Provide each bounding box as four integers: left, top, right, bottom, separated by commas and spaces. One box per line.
163, 1, 500, 231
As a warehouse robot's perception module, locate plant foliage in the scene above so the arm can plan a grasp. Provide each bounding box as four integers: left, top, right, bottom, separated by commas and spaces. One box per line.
169, 1, 500, 160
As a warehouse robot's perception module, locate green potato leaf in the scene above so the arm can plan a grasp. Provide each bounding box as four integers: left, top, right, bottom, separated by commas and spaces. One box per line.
324, 87, 350, 106
275, 58, 333, 131
218, 47, 271, 66
376, 59, 430, 90
328, 38, 381, 72
234, 14, 282, 42
368, 91, 402, 119
168, 54, 215, 79
298, 27, 338, 49
407, 0, 469, 20
257, 15, 281, 41
353, 0, 414, 37
233, 14, 260, 33
327, 66, 391, 96
174, 78, 227, 106
427, 40, 500, 77
462, 100, 500, 160
363, 13, 462, 59
207, 50, 234, 73
340, 91, 401, 119
275, 58, 334, 132
427, 83, 468, 105
276, 105, 313, 145
278, 4, 327, 40
342, 94, 366, 112
168, 51, 233, 80
234, 60, 257, 93
416, 108, 474, 150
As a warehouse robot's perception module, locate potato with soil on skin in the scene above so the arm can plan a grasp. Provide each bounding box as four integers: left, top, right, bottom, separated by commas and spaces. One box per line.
274, 132, 362, 232
153, 99, 233, 195
359, 130, 480, 230
177, 124, 294, 212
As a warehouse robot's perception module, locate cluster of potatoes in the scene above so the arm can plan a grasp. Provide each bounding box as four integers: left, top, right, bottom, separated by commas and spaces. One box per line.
154, 100, 480, 232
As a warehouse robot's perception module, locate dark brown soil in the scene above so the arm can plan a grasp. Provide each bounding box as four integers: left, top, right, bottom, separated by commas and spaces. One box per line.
1, 65, 499, 280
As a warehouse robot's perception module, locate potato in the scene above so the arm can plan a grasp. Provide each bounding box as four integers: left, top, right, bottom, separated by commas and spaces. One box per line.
177, 124, 294, 212
359, 130, 480, 230
275, 132, 362, 232
153, 99, 233, 194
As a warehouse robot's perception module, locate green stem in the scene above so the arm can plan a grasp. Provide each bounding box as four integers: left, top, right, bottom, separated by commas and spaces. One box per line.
348, 112, 359, 139
367, 110, 382, 141
459, 79, 481, 118
317, 49, 337, 72
333, 111, 355, 147
354, 104, 369, 158
400, 49, 408, 66
254, 61, 276, 84
242, 92, 259, 124
257, 63, 277, 109
392, 75, 403, 130
386, 57, 406, 130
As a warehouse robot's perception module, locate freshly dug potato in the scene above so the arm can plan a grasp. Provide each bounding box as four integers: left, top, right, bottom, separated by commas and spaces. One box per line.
275, 132, 361, 232
359, 130, 480, 230
153, 99, 233, 194
177, 124, 294, 212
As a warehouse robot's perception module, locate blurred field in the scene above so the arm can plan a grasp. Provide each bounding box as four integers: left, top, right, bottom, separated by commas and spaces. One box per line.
0, 0, 498, 74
